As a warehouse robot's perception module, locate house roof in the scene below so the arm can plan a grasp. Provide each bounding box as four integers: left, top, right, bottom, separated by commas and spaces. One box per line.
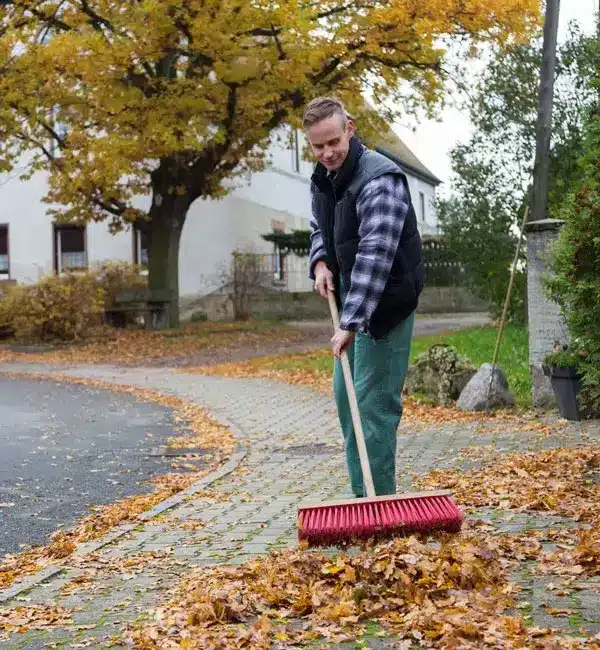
372, 128, 442, 187
355, 109, 441, 186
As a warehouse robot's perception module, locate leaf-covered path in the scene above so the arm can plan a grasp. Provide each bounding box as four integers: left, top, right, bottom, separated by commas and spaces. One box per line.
0, 362, 599, 648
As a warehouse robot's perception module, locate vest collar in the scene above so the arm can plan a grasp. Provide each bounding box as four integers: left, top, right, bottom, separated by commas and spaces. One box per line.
312, 136, 365, 194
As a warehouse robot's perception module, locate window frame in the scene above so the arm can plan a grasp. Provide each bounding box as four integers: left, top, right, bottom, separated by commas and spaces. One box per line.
132, 222, 149, 268
53, 223, 88, 273
419, 191, 426, 222
0, 224, 9, 278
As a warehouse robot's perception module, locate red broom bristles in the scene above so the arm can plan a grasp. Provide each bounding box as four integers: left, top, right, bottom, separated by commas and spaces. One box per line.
298, 494, 463, 546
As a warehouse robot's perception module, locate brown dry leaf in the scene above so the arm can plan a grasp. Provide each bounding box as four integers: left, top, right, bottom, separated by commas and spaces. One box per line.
190, 349, 333, 393
126, 533, 600, 649
62, 550, 175, 595
0, 322, 304, 365
417, 444, 600, 578
0, 604, 73, 639
416, 445, 600, 522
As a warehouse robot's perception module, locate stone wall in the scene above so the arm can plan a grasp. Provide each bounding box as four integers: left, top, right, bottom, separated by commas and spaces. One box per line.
185, 285, 488, 322
525, 219, 567, 407
417, 286, 488, 314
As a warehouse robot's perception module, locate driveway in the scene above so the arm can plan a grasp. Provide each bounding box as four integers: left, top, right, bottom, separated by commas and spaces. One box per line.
0, 377, 196, 556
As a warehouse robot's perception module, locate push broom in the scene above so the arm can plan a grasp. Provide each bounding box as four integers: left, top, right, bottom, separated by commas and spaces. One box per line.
297, 291, 463, 546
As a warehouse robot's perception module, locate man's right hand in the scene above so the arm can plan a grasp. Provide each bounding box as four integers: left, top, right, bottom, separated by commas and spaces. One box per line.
314, 260, 335, 298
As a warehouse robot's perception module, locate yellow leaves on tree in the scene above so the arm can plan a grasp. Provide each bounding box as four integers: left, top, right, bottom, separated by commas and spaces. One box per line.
0, 0, 541, 326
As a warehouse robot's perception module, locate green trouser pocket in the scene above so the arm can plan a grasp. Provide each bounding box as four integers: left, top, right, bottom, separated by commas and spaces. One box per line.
333, 310, 414, 497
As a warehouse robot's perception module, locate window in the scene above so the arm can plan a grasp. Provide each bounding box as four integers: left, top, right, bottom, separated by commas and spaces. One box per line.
133, 223, 149, 267
419, 192, 426, 222
0, 225, 8, 276
54, 224, 87, 272
290, 128, 301, 173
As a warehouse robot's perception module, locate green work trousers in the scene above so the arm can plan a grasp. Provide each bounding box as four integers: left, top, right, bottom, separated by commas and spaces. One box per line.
333, 312, 414, 497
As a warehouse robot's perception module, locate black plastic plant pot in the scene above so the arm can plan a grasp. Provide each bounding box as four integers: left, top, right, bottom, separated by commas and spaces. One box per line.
549, 365, 584, 421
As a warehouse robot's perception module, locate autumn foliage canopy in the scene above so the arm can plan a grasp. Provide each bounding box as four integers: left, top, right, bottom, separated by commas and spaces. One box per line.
0, 0, 541, 325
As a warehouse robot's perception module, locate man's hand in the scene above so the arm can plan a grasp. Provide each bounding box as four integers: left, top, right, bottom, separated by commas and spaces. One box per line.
331, 328, 355, 358
314, 260, 334, 298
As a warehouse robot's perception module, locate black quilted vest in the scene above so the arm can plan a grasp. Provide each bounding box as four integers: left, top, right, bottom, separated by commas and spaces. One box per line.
311, 137, 424, 338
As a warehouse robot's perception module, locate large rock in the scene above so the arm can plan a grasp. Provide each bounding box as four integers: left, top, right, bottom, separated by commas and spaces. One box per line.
405, 344, 477, 406
457, 363, 516, 411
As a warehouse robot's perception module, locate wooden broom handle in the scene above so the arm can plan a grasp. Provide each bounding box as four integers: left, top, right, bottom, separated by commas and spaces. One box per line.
327, 291, 376, 498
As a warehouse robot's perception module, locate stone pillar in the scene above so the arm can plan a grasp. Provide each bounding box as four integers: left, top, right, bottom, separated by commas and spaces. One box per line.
525, 219, 567, 407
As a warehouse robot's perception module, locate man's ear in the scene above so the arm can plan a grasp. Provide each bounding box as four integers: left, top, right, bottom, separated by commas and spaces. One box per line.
346, 119, 356, 138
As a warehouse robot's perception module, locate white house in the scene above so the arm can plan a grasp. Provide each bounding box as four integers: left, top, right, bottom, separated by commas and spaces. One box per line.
0, 126, 441, 303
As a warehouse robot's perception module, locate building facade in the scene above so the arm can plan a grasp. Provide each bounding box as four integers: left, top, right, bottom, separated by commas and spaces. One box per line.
0, 127, 441, 299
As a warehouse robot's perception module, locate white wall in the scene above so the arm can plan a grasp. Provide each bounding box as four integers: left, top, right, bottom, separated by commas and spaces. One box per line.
180, 188, 312, 296
0, 165, 136, 283
177, 126, 313, 296
405, 175, 438, 236
87, 225, 132, 267
0, 126, 435, 298
1, 167, 54, 283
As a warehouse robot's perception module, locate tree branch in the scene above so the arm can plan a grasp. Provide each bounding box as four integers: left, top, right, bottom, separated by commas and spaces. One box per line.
359, 52, 442, 71
91, 192, 127, 217
271, 24, 286, 60
79, 0, 115, 33
14, 131, 56, 164
313, 3, 376, 20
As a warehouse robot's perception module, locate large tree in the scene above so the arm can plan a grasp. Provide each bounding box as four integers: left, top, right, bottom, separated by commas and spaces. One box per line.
0, 1, 541, 326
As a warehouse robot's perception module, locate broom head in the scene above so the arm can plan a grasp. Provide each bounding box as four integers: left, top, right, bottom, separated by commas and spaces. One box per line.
297, 490, 463, 547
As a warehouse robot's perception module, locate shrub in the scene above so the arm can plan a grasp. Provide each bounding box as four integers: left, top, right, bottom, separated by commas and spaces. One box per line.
91, 261, 147, 309
544, 110, 600, 412
0, 273, 105, 341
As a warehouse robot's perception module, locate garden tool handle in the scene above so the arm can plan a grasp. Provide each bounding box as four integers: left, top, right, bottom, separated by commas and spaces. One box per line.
327, 291, 376, 498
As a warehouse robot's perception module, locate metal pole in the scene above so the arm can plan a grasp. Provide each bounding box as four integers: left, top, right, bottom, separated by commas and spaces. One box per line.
530, 0, 561, 223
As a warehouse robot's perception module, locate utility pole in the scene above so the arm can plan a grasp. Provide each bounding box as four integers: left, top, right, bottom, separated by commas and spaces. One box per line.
530, 0, 561, 223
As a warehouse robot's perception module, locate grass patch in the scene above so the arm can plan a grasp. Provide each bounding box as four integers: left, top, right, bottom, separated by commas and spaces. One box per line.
236, 324, 531, 408
410, 324, 530, 407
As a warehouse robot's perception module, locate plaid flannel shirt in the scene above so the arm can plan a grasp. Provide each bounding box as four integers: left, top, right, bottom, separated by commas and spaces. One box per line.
309, 173, 409, 334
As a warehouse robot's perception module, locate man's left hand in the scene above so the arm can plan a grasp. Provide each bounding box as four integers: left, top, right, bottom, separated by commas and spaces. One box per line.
331, 328, 355, 358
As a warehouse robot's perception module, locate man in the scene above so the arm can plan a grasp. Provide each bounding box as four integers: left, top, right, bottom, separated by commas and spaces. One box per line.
304, 96, 424, 498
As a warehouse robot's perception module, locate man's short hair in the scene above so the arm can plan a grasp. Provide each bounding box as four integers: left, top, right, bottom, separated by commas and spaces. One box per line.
302, 97, 350, 128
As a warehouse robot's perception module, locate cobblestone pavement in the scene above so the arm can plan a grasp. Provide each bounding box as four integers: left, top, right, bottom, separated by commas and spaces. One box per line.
0, 362, 599, 649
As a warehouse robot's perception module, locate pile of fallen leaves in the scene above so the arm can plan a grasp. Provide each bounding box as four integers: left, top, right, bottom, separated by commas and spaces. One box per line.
129, 534, 599, 649
417, 444, 600, 577
0, 374, 236, 591
0, 321, 303, 365
0, 604, 73, 640
416, 445, 600, 521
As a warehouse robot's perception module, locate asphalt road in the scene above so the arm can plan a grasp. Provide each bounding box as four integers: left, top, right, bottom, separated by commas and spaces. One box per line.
0, 377, 199, 557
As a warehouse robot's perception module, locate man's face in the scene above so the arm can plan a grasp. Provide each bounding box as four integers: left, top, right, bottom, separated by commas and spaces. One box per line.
305, 113, 356, 172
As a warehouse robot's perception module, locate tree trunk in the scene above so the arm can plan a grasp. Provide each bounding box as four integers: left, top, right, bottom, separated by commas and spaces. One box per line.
147, 195, 189, 329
